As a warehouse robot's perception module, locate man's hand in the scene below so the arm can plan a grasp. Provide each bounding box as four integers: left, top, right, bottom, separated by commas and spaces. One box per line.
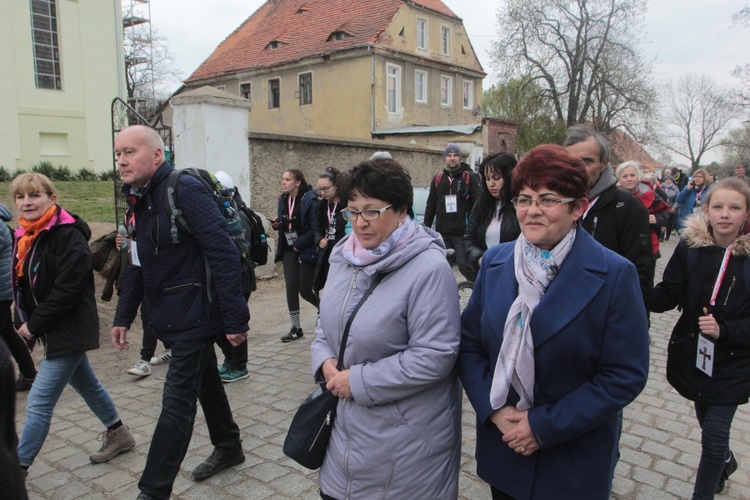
111, 326, 130, 350
226, 333, 249, 346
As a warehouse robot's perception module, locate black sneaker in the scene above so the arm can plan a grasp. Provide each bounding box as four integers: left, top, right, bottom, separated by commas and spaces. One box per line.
192, 446, 245, 481
15, 373, 35, 392
280, 327, 304, 342
716, 450, 738, 493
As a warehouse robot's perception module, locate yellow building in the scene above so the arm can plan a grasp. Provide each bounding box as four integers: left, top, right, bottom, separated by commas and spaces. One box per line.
0, 0, 126, 173
184, 0, 486, 152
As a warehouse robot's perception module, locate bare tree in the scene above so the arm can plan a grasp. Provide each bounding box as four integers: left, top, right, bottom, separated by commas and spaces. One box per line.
659, 73, 737, 169
492, 0, 657, 137
124, 26, 182, 119
722, 123, 750, 168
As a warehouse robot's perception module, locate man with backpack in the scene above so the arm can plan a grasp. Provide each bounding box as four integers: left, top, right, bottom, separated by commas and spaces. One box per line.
424, 144, 481, 279
111, 125, 249, 498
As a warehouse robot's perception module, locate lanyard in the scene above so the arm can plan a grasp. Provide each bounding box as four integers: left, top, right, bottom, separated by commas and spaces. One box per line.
287, 195, 296, 231
327, 201, 338, 225
709, 248, 732, 307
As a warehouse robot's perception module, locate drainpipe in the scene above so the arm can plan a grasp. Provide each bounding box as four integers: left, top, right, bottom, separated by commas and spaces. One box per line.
370, 46, 375, 136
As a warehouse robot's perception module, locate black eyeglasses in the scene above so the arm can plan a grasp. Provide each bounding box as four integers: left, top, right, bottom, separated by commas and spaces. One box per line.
341, 205, 393, 221
317, 185, 333, 193
511, 196, 575, 209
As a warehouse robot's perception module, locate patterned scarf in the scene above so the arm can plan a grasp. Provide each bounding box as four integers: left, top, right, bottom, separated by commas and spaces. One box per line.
489, 227, 576, 411
15, 205, 58, 279
341, 216, 417, 267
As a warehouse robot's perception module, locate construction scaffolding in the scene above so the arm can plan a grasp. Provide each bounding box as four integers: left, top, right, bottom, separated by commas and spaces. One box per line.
122, 0, 156, 118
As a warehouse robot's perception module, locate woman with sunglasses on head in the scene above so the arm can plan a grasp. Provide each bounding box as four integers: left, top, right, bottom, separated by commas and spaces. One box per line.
458, 144, 649, 499
271, 169, 319, 342
312, 167, 347, 294
463, 153, 521, 282
311, 158, 462, 499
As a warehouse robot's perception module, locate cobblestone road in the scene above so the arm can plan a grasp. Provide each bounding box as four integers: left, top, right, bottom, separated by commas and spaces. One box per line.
17, 237, 750, 499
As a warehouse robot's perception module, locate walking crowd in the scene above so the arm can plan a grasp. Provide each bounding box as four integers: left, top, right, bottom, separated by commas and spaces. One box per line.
2, 123, 750, 500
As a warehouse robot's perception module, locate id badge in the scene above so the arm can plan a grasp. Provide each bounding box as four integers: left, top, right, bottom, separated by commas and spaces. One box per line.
285, 231, 298, 246
445, 195, 458, 213
696, 335, 714, 377
129, 240, 141, 267
327, 226, 336, 241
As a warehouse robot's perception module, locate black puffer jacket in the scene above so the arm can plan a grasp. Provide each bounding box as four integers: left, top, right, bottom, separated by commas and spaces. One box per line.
648, 214, 750, 404
12, 207, 99, 359
462, 200, 520, 270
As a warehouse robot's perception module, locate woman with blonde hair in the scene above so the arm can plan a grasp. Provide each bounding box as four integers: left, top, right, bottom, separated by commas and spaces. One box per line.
676, 168, 711, 228
12, 173, 134, 475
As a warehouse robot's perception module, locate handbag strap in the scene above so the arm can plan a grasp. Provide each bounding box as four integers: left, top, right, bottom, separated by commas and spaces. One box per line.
336, 273, 385, 371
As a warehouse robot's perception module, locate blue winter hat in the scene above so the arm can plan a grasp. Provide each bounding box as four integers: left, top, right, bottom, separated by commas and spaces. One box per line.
444, 144, 462, 159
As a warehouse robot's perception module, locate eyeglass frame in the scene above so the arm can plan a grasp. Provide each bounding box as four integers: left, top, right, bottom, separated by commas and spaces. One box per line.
511, 196, 576, 209
317, 185, 333, 193
342, 204, 393, 221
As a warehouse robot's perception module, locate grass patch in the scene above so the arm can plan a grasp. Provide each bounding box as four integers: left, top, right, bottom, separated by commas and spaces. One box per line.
0, 181, 117, 224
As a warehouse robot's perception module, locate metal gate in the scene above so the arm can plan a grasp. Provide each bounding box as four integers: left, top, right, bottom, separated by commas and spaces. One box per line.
110, 97, 173, 226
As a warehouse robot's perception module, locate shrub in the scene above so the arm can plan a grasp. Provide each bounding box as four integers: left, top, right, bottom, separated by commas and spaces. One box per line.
0, 167, 11, 183
12, 169, 27, 179
98, 170, 117, 182
76, 167, 98, 181
52, 165, 72, 181
31, 161, 55, 177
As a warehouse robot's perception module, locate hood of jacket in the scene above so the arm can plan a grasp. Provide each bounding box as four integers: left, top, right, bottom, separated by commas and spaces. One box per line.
682, 213, 750, 257
329, 219, 446, 275
589, 166, 617, 200
0, 204, 12, 223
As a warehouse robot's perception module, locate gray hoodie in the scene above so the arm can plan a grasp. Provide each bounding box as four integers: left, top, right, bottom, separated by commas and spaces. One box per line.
311, 222, 462, 499
0, 204, 13, 302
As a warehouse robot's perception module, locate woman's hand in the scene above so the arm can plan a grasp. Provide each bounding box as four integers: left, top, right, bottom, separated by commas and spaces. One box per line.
489, 406, 517, 435
649, 214, 657, 225
326, 368, 352, 399
699, 307, 720, 339
319, 239, 328, 249
17, 323, 33, 341
321, 357, 339, 383
500, 407, 540, 456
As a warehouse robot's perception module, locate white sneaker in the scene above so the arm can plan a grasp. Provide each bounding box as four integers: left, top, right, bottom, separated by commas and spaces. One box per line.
127, 359, 152, 377
149, 349, 172, 365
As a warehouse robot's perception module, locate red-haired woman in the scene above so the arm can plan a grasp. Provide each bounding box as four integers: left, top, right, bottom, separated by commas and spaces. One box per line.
458, 144, 650, 499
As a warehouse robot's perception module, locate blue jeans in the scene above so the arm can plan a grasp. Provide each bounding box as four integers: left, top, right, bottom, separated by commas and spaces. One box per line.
693, 403, 737, 500
138, 338, 241, 500
17, 352, 120, 467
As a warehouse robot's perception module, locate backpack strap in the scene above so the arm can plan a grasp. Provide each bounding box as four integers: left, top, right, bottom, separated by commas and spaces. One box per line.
165, 170, 186, 244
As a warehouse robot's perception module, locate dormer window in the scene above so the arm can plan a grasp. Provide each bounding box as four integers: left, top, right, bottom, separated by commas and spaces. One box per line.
265, 40, 286, 50
327, 31, 349, 42
296, 5, 310, 13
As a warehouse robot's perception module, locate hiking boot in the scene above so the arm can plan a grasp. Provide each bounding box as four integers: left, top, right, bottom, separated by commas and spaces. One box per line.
192, 446, 245, 481
218, 361, 229, 376
716, 450, 738, 493
149, 349, 172, 365
89, 426, 135, 463
221, 368, 249, 383
127, 359, 152, 377
15, 373, 35, 392
280, 327, 304, 342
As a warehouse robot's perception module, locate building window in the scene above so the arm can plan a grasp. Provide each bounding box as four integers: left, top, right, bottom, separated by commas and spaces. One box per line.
216, 85, 226, 91
268, 78, 280, 109
415, 70, 428, 104
441, 75, 453, 107
386, 64, 402, 114
30, 0, 61, 90
240, 82, 251, 100
416, 18, 427, 50
463, 80, 473, 109
327, 31, 350, 42
299, 72, 312, 105
441, 26, 450, 56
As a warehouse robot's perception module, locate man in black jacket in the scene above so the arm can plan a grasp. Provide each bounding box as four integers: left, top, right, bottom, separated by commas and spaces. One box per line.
424, 144, 481, 278
111, 125, 250, 499
563, 125, 653, 298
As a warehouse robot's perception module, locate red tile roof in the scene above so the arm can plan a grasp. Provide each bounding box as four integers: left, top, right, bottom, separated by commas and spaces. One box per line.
609, 129, 663, 170
187, 0, 474, 83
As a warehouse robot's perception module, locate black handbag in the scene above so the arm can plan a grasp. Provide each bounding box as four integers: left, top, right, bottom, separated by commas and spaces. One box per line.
283, 273, 385, 470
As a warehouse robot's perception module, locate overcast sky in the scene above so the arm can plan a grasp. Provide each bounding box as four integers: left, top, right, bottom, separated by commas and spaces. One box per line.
147, 0, 749, 89
144, 0, 749, 163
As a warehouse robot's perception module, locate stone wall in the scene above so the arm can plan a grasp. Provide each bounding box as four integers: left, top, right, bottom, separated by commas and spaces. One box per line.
247, 132, 446, 220
483, 118, 518, 154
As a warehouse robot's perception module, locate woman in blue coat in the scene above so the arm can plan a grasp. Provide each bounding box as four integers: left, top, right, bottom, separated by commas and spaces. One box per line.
458, 145, 650, 499
271, 169, 319, 342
